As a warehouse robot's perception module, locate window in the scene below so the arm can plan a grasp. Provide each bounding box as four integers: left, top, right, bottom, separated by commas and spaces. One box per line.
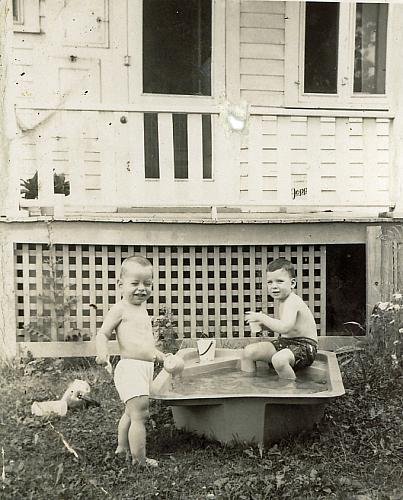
143, 0, 212, 96
12, 0, 40, 33
285, 2, 389, 109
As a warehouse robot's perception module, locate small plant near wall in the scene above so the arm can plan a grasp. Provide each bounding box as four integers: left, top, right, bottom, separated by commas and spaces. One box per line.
338, 292, 403, 389
20, 171, 39, 199
22, 254, 87, 342
153, 307, 178, 353
20, 171, 70, 199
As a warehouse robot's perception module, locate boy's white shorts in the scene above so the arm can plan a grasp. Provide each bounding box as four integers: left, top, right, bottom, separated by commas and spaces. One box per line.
114, 358, 154, 403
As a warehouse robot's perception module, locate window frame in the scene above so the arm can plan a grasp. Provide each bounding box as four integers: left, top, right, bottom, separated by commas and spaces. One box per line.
284, 2, 390, 110
13, 0, 41, 33
127, 0, 225, 109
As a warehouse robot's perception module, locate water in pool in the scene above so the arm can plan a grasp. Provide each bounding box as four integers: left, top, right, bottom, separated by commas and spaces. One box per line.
164, 365, 328, 397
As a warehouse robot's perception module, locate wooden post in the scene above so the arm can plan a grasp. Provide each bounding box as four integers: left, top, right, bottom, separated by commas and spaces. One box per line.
389, 5, 403, 216
0, 0, 20, 217
366, 226, 382, 322
0, 230, 17, 362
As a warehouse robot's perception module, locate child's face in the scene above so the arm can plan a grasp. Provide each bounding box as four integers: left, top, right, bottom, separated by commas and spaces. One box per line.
266, 268, 296, 301
119, 263, 153, 305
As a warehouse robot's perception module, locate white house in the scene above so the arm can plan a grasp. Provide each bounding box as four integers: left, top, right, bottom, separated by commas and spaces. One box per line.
1, 0, 402, 361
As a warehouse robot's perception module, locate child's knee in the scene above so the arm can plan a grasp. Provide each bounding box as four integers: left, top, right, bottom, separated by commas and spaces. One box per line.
126, 396, 150, 421
243, 343, 260, 360
271, 350, 294, 371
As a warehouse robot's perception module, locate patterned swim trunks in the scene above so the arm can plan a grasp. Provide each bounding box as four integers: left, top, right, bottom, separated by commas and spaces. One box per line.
270, 336, 318, 369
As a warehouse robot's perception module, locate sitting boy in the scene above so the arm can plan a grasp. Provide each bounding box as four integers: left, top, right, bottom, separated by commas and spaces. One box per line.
96, 255, 167, 467
241, 258, 318, 380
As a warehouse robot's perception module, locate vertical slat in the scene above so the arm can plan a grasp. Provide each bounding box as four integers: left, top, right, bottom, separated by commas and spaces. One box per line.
250, 246, 256, 313
335, 117, 350, 203
247, 115, 263, 201
36, 244, 43, 332
67, 114, 86, 204
201, 247, 209, 334
214, 247, 221, 337
308, 246, 315, 321
165, 246, 172, 310
75, 246, 83, 331
277, 116, 292, 203
261, 246, 268, 314
189, 247, 197, 335
22, 244, 31, 340
158, 113, 175, 183
131, 112, 145, 186
115, 246, 122, 303
237, 246, 245, 337
320, 245, 327, 336
225, 246, 233, 337
296, 246, 303, 297
49, 245, 58, 341
306, 117, 321, 203
187, 114, 203, 182
89, 245, 97, 336
152, 247, 160, 318
101, 246, 109, 334
36, 134, 54, 206
363, 118, 379, 202
62, 244, 70, 338
100, 111, 117, 205
177, 247, 184, 338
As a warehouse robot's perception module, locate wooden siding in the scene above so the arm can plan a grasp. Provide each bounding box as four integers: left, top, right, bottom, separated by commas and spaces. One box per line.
240, 115, 391, 206
15, 242, 326, 341
15, 110, 392, 210
240, 0, 285, 107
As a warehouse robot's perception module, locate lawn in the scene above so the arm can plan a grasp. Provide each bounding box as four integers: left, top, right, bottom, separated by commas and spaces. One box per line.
0, 351, 402, 500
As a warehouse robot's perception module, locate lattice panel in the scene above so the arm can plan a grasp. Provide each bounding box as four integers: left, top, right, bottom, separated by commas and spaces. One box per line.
15, 243, 326, 342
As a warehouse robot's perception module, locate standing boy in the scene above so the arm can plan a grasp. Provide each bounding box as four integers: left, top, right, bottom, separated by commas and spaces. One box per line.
241, 258, 318, 380
96, 256, 166, 467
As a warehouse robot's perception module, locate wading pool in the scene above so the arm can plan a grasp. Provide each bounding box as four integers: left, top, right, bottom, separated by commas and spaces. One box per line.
151, 347, 344, 445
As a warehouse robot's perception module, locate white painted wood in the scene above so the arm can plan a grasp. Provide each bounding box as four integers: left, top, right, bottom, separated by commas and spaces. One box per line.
240, 27, 284, 45
241, 75, 283, 92
0, 237, 17, 361
241, 13, 284, 30
241, 1, 284, 15
240, 59, 283, 76
247, 115, 263, 201
157, 113, 175, 185
240, 43, 284, 60
187, 114, 203, 182
226, 0, 241, 102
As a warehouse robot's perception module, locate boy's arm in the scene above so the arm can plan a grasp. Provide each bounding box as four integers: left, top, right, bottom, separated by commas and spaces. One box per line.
246, 300, 298, 335
95, 305, 122, 363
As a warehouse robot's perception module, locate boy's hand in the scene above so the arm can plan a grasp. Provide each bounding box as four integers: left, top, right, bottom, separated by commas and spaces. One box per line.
96, 355, 113, 374
245, 311, 265, 324
95, 355, 108, 366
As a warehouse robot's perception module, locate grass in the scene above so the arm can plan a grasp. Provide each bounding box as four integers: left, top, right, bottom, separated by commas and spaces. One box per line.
0, 354, 402, 500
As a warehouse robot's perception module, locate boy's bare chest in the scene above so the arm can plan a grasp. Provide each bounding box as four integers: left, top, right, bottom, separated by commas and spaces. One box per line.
119, 308, 152, 336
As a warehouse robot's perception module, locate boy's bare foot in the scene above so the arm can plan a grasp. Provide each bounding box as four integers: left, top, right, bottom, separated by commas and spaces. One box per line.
132, 457, 159, 468
115, 446, 130, 457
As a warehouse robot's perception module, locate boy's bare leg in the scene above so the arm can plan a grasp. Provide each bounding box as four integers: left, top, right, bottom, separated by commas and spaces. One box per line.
126, 396, 158, 467
241, 342, 277, 373
271, 349, 296, 380
115, 412, 130, 455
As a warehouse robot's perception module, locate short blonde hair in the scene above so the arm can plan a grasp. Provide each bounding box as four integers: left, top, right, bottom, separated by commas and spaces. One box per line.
120, 255, 152, 279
